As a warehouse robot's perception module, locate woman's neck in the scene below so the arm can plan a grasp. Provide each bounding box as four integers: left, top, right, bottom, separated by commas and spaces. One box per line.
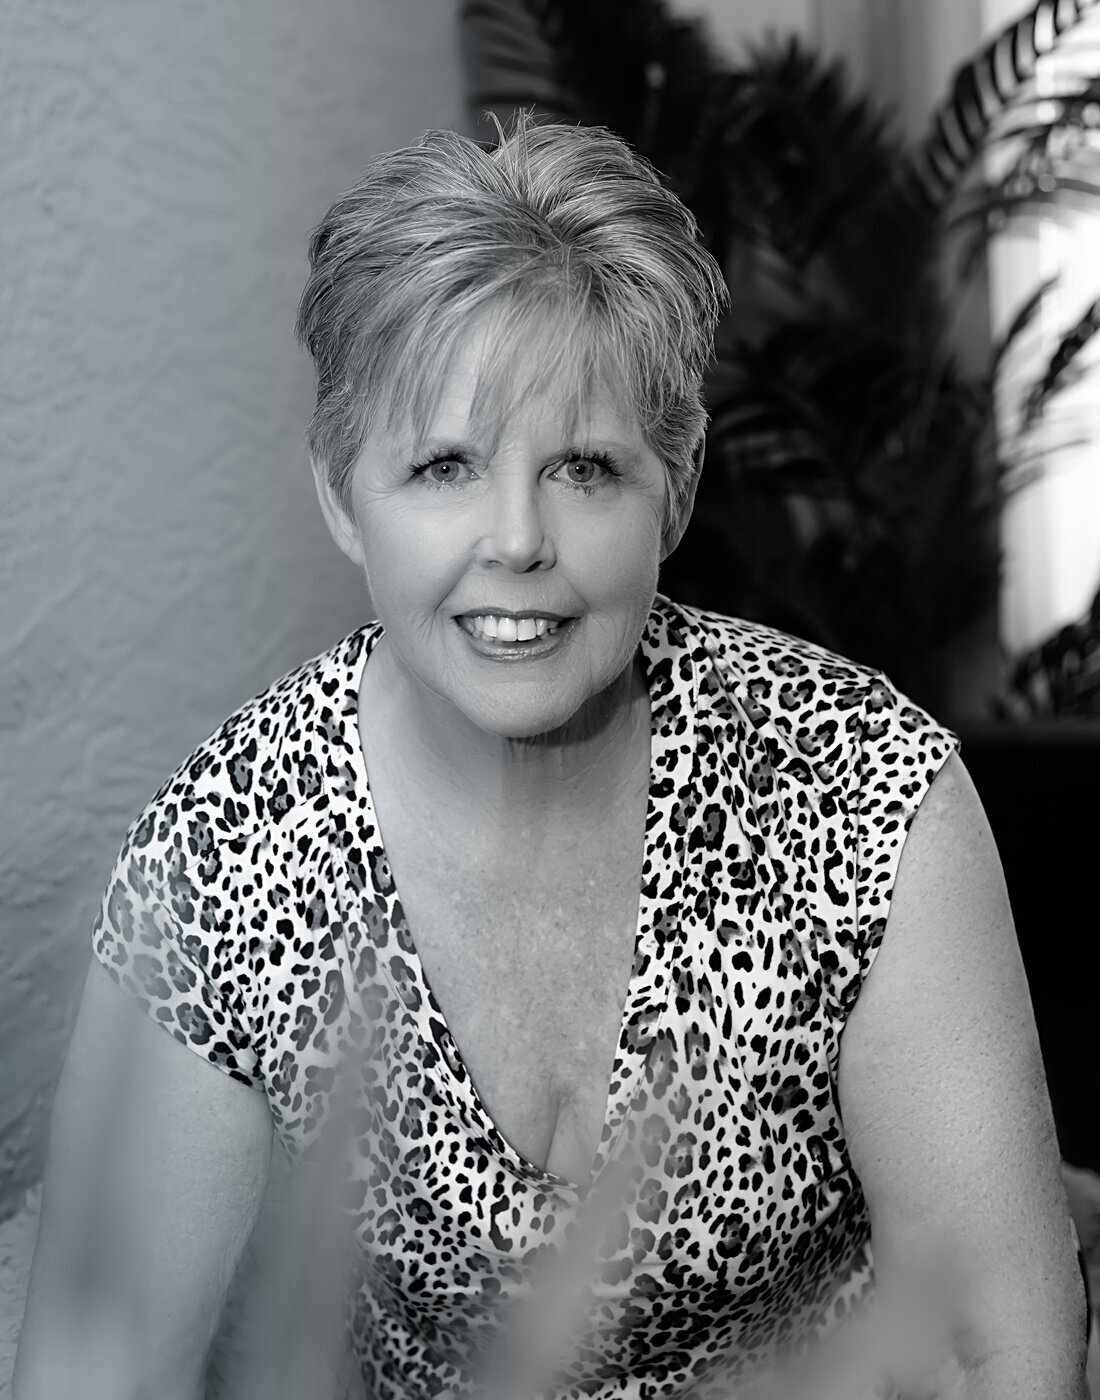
360, 637, 651, 832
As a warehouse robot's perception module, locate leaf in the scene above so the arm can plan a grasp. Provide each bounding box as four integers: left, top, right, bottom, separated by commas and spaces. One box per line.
724, 38, 901, 253
909, 0, 1100, 216
997, 577, 1100, 717
713, 37, 936, 315
949, 174, 1100, 233
984, 80, 1100, 153
707, 321, 938, 509
1022, 293, 1100, 426
989, 275, 1060, 383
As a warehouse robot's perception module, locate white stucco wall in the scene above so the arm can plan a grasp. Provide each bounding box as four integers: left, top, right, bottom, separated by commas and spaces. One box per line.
0, 0, 465, 1219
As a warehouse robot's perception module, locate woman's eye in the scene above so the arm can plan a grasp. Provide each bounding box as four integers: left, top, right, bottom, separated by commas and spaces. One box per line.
411, 457, 472, 488
427, 460, 462, 484
551, 454, 618, 490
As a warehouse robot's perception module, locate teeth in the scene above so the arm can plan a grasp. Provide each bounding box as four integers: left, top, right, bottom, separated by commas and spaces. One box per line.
462, 614, 565, 642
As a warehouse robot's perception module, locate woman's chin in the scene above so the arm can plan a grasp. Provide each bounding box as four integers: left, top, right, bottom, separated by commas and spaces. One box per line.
448, 666, 639, 745
454, 693, 583, 743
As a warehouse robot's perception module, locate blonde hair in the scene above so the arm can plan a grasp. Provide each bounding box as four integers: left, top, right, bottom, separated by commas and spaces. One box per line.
295, 110, 728, 528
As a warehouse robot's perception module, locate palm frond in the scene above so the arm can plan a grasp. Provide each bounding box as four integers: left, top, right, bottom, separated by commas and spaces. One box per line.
989, 275, 1060, 382
710, 322, 937, 493
986, 75, 1100, 149
723, 38, 902, 259
950, 173, 1100, 232
950, 167, 1100, 279
708, 38, 950, 323
1022, 293, 1100, 426
910, 0, 1100, 216
993, 578, 1100, 718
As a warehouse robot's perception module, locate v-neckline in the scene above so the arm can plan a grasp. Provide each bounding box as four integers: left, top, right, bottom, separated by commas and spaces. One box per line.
327, 597, 698, 1200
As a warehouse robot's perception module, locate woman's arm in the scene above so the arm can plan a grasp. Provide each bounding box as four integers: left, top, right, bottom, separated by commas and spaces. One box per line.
12, 957, 273, 1400
837, 751, 1088, 1399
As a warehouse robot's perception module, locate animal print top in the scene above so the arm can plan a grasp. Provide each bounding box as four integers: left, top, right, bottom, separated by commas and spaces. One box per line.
91, 594, 960, 1399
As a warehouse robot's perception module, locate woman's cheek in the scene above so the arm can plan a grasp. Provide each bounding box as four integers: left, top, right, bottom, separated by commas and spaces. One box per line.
590, 515, 662, 605
571, 493, 662, 570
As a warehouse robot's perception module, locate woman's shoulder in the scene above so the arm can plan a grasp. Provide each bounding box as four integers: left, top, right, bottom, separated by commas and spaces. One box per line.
654, 593, 959, 781
657, 596, 962, 1029
92, 621, 379, 1065
658, 594, 877, 684
121, 620, 379, 861
89, 624, 375, 1091
656, 592, 883, 712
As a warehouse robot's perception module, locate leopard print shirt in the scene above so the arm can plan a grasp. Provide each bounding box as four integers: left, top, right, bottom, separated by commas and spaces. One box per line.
92, 594, 961, 1398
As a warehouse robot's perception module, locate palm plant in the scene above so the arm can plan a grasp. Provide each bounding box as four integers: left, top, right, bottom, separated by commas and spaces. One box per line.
460, 0, 1100, 715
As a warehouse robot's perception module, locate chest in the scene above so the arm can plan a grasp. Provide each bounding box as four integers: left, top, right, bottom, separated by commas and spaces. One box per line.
369, 783, 649, 1187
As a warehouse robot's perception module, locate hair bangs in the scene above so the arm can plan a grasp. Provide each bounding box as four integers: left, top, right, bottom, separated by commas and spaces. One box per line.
371, 286, 640, 463
462, 294, 640, 457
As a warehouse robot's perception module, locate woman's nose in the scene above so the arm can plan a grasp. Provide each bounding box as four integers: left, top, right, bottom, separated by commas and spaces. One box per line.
475, 474, 555, 573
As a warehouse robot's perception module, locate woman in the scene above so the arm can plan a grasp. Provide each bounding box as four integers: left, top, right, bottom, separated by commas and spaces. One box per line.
15, 112, 1088, 1400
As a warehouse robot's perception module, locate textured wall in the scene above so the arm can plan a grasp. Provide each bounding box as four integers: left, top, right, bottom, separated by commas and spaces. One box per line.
0, 0, 465, 1219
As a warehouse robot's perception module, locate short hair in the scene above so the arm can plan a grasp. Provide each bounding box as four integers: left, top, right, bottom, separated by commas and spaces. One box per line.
295, 109, 729, 529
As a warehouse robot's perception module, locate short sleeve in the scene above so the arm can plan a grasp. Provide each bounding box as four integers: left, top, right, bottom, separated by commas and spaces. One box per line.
91, 808, 262, 1090
833, 674, 962, 1021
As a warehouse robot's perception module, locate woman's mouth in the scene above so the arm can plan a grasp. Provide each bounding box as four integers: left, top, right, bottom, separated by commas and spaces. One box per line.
459, 613, 565, 642
455, 612, 576, 659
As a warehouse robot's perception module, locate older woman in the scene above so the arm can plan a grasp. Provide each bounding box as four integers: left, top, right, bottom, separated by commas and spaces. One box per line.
15, 113, 1088, 1400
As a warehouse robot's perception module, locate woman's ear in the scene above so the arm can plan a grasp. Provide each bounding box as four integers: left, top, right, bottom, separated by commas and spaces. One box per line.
660, 436, 705, 563
311, 455, 365, 568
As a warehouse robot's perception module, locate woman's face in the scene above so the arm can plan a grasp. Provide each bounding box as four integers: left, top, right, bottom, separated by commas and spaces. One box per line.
315, 324, 693, 740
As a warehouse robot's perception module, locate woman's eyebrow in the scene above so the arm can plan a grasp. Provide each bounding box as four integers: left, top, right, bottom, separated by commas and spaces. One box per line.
407, 438, 478, 458
407, 436, 640, 458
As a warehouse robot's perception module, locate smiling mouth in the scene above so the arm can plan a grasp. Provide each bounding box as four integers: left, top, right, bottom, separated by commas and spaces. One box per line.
456, 612, 572, 643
